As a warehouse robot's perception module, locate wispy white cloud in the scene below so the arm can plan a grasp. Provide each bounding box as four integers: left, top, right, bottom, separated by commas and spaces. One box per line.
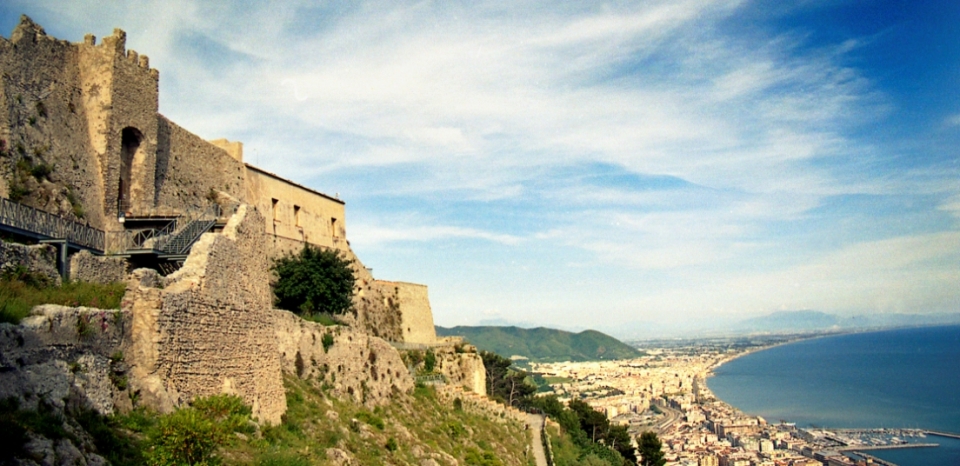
350, 223, 522, 247
8, 0, 958, 328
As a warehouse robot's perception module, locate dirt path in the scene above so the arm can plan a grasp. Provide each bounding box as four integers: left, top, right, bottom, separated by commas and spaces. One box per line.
527, 413, 548, 466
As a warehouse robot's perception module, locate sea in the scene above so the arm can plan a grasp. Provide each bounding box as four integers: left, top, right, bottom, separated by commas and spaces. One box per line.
706, 325, 960, 466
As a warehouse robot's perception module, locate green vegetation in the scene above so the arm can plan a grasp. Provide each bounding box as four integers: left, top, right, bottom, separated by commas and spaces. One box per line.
436, 326, 643, 362
2, 377, 536, 465
481, 351, 536, 408
0, 274, 126, 324
527, 395, 635, 465
258, 376, 533, 465
272, 245, 355, 317
637, 431, 666, 466
478, 350, 632, 465
424, 349, 437, 372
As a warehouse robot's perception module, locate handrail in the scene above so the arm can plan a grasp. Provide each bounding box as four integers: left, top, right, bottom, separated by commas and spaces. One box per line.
156, 202, 223, 254
0, 197, 104, 251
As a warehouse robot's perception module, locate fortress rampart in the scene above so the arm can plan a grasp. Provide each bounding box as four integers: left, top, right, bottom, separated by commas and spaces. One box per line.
0, 16, 483, 422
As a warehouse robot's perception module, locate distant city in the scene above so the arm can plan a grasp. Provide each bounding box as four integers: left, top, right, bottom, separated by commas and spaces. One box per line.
529, 334, 953, 465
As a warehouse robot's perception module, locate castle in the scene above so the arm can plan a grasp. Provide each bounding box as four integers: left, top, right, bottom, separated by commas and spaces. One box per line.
0, 16, 484, 424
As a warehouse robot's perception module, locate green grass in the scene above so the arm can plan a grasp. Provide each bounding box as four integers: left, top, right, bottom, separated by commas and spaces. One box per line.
300, 312, 339, 326
0, 278, 126, 324
257, 375, 535, 465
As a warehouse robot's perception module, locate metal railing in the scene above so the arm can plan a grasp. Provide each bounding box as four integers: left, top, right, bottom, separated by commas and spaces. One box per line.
0, 197, 104, 251
102, 202, 236, 255
156, 202, 224, 254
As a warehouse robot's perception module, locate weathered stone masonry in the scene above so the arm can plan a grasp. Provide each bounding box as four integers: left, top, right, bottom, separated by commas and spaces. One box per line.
123, 206, 286, 423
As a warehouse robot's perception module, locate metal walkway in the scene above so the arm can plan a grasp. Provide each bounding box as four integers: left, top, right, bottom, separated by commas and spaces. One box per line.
0, 197, 226, 277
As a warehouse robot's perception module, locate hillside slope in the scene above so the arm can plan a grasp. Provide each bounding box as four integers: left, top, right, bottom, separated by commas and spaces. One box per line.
437, 326, 642, 362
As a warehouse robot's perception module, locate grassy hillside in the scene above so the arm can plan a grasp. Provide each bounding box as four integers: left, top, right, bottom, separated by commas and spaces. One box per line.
436, 326, 643, 362
3, 376, 535, 466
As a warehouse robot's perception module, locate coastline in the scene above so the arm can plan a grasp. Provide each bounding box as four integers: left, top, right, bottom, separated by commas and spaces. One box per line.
696, 326, 960, 466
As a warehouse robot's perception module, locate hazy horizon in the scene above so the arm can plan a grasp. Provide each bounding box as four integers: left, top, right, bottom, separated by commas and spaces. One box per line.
4, 1, 957, 331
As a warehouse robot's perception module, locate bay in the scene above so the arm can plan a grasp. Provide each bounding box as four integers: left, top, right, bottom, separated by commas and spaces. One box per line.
706, 325, 960, 466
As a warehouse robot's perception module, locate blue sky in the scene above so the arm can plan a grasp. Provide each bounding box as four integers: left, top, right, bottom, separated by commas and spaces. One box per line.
3, 1, 958, 337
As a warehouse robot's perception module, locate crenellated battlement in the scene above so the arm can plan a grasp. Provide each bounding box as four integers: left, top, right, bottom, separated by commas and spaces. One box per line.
78, 26, 158, 80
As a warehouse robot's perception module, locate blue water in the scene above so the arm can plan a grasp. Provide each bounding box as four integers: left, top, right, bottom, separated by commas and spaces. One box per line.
707, 325, 960, 466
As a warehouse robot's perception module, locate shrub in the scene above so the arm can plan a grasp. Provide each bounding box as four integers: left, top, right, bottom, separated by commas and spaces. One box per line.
424, 349, 437, 373
30, 162, 53, 180
321, 332, 335, 352
385, 437, 398, 452
272, 245, 355, 317
146, 407, 221, 465
144, 394, 251, 466
356, 410, 385, 430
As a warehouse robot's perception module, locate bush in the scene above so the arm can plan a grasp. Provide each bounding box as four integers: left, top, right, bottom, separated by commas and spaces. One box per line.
356, 410, 385, 430
424, 349, 437, 373
272, 245, 355, 316
145, 394, 252, 466
146, 407, 222, 465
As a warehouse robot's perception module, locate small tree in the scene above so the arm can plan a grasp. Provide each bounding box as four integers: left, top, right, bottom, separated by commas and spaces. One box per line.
638, 431, 666, 466
272, 245, 355, 316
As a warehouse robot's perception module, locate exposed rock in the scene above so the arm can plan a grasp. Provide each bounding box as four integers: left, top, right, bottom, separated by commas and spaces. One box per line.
0, 305, 128, 414
275, 310, 414, 407
0, 241, 60, 286
325, 448, 357, 465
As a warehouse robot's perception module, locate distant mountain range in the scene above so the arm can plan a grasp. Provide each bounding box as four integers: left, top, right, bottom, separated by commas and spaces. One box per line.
435, 326, 643, 362
591, 311, 960, 341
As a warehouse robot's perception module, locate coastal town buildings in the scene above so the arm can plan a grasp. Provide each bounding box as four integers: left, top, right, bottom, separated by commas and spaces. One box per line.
532, 346, 926, 466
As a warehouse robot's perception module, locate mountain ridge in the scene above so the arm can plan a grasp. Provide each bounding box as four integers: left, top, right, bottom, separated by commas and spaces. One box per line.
436, 325, 643, 362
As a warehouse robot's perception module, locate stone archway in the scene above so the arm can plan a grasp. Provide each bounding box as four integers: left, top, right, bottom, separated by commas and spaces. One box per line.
119, 127, 144, 215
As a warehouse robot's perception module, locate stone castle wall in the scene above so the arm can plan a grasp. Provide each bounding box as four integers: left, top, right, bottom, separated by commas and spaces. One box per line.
69, 250, 128, 284
245, 165, 348, 255
0, 17, 487, 424
377, 280, 437, 345
154, 116, 246, 214
433, 345, 487, 396
0, 17, 108, 228
0, 241, 60, 286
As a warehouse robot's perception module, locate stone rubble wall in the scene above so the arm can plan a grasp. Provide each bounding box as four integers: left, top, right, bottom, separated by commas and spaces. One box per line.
0, 241, 60, 285
274, 309, 414, 407
123, 205, 286, 424
437, 384, 528, 426
69, 249, 127, 284
433, 345, 487, 396
0, 304, 131, 415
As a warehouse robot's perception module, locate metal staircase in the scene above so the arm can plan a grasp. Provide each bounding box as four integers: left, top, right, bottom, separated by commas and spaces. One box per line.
156, 203, 223, 255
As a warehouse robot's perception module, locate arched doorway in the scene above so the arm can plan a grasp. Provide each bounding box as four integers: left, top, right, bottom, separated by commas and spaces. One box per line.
119, 127, 143, 216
